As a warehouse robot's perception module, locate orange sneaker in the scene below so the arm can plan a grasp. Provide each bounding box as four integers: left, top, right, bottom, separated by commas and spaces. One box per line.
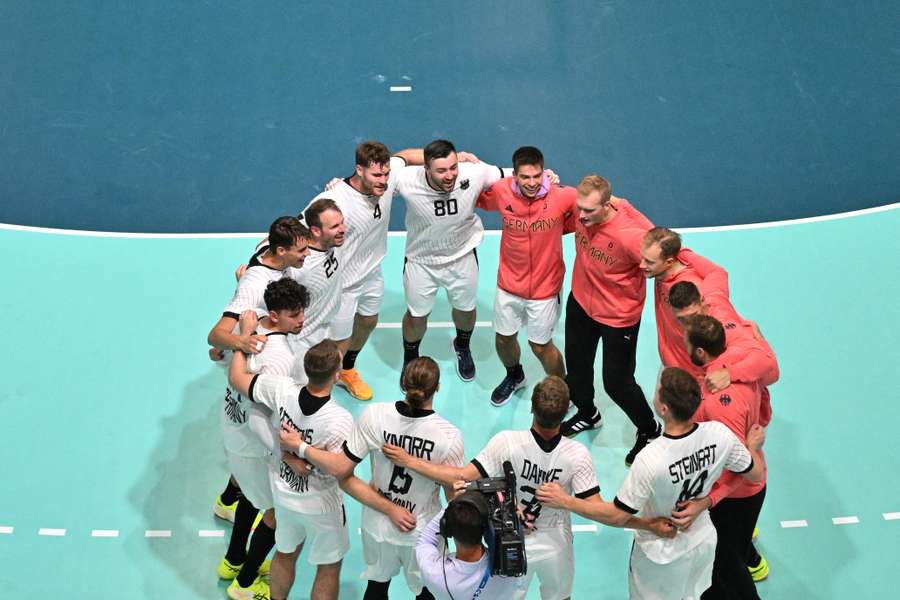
338, 368, 373, 401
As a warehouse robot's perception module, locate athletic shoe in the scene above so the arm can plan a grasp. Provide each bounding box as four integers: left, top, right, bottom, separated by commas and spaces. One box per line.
491, 372, 527, 407
748, 554, 769, 582
561, 409, 602, 437
625, 423, 662, 466
752, 526, 760, 541
227, 576, 270, 600
218, 557, 270, 581
338, 368, 373, 401
213, 494, 238, 523
451, 338, 476, 381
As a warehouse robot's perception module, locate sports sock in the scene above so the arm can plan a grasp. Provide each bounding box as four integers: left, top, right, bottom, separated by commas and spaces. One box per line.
454, 328, 473, 350
403, 339, 421, 364
225, 497, 258, 565
220, 478, 242, 505
506, 364, 524, 380
417, 587, 436, 600
342, 349, 361, 370
236, 519, 276, 587
363, 580, 390, 600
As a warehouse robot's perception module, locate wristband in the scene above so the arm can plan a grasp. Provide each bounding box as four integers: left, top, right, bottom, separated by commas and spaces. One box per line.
296, 441, 309, 458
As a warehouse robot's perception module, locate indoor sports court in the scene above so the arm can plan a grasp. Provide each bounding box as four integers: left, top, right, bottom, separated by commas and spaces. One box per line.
2, 2, 898, 599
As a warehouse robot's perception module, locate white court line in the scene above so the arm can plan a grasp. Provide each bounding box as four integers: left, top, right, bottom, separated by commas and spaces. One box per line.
145, 530, 172, 537
0, 526, 13, 534
38, 528, 67, 536
375, 321, 492, 329
832, 516, 860, 525
780, 520, 808, 528
2, 202, 897, 238
389, 86, 412, 92
91, 529, 119, 538
572, 524, 598, 533
198, 529, 225, 538
883, 513, 900, 521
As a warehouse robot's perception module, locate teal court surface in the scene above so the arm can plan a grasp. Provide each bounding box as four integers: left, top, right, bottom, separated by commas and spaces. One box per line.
1, 205, 899, 599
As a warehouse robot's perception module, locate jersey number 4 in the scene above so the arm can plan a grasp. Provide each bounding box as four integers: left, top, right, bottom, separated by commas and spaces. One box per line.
433, 198, 458, 217
388, 465, 413, 495
373, 204, 382, 219
677, 470, 709, 504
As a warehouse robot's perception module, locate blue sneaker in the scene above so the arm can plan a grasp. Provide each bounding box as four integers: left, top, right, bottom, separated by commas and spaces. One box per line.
451, 338, 475, 381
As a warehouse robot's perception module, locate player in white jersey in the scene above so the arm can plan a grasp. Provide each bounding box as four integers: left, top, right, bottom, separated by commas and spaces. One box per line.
282, 357, 462, 600
229, 340, 418, 600
383, 376, 641, 600
207, 217, 310, 527
393, 139, 508, 385
537, 367, 766, 600
303, 142, 422, 401
218, 279, 309, 599
288, 199, 345, 381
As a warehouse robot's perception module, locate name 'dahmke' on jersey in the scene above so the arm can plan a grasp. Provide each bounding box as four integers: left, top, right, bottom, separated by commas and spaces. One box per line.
668, 444, 717, 484
382, 431, 435, 460
224, 388, 246, 424
520, 459, 562, 486
280, 409, 314, 493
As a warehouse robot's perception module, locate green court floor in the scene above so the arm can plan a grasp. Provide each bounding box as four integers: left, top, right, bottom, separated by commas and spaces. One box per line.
1, 207, 899, 598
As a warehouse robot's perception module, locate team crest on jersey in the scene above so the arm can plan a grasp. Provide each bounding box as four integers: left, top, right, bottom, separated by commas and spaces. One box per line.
460, 179, 470, 190
505, 204, 514, 213
718, 394, 732, 406
724, 322, 737, 329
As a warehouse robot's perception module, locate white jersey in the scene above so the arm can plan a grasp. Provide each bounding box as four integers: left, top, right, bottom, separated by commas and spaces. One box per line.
473, 430, 599, 533
249, 374, 352, 514
305, 155, 406, 288
394, 162, 505, 265
223, 245, 288, 319
615, 421, 753, 564
289, 244, 343, 343
344, 402, 464, 546
221, 326, 294, 458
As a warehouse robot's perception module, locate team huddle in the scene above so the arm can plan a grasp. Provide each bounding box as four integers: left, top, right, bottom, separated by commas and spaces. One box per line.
205, 140, 779, 600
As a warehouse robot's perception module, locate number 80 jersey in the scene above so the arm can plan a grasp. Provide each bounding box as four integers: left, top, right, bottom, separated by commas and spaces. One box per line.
343, 402, 464, 546
614, 421, 753, 564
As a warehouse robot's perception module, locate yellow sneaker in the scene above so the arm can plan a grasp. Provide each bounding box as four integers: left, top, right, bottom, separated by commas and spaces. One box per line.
227, 576, 270, 600
257, 559, 271, 580
749, 554, 769, 582
338, 368, 373, 401
214, 495, 238, 523
217, 557, 242, 580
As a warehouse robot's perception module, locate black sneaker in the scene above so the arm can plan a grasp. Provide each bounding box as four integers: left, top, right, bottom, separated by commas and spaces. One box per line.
490, 372, 527, 407
625, 423, 662, 466
561, 409, 602, 437
451, 338, 476, 382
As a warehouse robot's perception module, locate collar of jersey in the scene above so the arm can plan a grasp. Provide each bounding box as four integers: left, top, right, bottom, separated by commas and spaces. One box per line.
395, 401, 434, 418
530, 428, 562, 452
662, 422, 699, 440
249, 246, 282, 271
298, 387, 331, 416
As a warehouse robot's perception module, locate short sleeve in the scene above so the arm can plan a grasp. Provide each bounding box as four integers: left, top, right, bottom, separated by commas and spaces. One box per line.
472, 432, 507, 477
614, 455, 654, 514
223, 269, 269, 317
570, 446, 600, 498
444, 431, 465, 468
323, 411, 353, 453
344, 406, 377, 462
476, 180, 502, 211
722, 427, 753, 474
478, 162, 505, 190
249, 373, 299, 413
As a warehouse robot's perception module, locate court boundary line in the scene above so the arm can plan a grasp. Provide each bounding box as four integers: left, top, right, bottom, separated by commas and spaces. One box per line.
1, 202, 897, 239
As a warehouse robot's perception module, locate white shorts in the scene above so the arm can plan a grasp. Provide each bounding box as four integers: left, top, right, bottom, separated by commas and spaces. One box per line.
274, 504, 350, 565
493, 289, 562, 345
226, 451, 274, 511
360, 529, 424, 593
513, 528, 574, 600
629, 535, 716, 600
403, 251, 479, 317
331, 269, 384, 340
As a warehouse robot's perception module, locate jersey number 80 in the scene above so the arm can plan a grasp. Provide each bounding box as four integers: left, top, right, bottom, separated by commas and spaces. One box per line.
433, 198, 458, 217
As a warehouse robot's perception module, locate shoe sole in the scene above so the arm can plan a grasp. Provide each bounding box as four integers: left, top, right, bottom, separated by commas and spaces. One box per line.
213, 504, 236, 523
450, 339, 475, 382
490, 377, 527, 408
335, 379, 373, 401
563, 419, 602, 438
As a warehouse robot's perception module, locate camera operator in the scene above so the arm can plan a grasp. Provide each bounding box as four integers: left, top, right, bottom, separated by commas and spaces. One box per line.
417, 490, 523, 600
385, 376, 673, 600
